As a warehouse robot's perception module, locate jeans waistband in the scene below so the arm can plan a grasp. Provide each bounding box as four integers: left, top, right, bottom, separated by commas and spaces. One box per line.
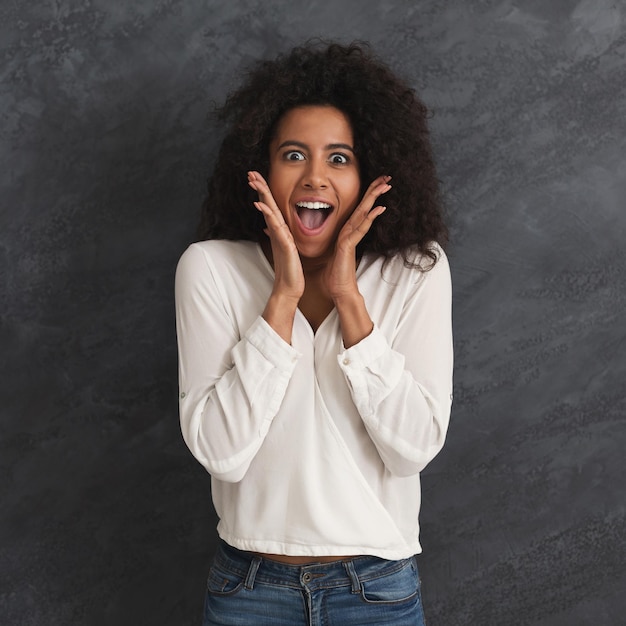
214, 539, 414, 592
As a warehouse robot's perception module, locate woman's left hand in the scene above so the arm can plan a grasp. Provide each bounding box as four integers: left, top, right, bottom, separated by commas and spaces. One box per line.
324, 175, 391, 302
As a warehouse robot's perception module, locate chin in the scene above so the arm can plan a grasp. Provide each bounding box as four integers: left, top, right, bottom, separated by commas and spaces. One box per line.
296, 242, 333, 261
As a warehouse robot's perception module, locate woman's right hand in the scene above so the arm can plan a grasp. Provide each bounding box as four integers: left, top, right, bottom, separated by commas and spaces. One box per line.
248, 171, 303, 343
248, 171, 305, 301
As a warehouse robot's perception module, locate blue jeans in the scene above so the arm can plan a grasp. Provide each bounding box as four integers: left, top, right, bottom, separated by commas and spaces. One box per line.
202, 540, 426, 625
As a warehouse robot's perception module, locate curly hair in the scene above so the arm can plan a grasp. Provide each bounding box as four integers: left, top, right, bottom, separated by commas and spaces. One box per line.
198, 41, 447, 268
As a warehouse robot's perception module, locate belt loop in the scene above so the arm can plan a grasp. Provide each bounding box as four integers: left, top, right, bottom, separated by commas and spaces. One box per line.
343, 559, 361, 593
244, 556, 262, 590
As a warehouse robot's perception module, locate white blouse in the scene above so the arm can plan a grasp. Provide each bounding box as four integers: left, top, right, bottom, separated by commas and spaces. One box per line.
175, 240, 453, 560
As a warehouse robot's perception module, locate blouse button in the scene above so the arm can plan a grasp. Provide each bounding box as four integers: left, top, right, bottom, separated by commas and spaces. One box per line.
180, 392, 186, 399
342, 358, 350, 365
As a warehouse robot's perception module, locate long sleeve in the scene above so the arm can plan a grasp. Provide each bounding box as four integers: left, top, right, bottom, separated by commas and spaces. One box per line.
337, 250, 453, 477
175, 244, 300, 483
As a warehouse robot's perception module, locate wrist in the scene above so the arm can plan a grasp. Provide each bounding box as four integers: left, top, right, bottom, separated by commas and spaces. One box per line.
332, 290, 363, 310
334, 293, 374, 348
268, 290, 301, 310
328, 276, 360, 302
262, 292, 299, 344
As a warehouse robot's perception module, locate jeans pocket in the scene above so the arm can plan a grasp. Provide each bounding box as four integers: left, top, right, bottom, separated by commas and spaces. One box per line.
359, 558, 420, 605
206, 563, 245, 596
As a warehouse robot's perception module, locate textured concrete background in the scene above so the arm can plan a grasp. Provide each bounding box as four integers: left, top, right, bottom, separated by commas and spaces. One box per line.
1, 0, 625, 624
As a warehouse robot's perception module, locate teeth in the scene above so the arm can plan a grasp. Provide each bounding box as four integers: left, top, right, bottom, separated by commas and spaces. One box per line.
296, 201, 332, 210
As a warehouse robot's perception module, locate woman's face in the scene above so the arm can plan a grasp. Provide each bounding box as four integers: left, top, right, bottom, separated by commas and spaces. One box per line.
267, 105, 361, 262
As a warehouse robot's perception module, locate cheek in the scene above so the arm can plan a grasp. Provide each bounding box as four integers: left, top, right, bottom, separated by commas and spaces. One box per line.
346, 175, 362, 208
266, 172, 291, 219
266, 171, 282, 201
267, 163, 290, 195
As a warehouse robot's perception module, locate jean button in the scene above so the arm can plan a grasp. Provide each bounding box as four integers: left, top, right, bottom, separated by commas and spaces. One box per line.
302, 572, 312, 583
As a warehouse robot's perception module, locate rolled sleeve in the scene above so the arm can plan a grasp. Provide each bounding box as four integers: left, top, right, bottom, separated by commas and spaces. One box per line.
244, 316, 301, 373
337, 326, 404, 422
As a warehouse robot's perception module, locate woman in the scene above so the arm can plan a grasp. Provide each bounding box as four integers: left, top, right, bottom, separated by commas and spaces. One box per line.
175, 41, 453, 625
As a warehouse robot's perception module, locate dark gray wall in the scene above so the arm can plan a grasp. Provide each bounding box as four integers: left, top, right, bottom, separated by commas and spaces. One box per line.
2, 1, 624, 624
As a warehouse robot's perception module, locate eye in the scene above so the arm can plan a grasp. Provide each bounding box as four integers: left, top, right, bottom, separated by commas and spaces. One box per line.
329, 153, 349, 165
284, 150, 305, 161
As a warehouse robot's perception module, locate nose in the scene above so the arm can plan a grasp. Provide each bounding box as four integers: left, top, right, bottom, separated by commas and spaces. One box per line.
302, 157, 328, 189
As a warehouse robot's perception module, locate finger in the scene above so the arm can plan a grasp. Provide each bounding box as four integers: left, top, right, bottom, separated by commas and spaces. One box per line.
254, 201, 294, 246
356, 204, 387, 232
254, 200, 285, 228
248, 171, 280, 210
249, 171, 285, 226
348, 176, 392, 225
362, 176, 392, 207
362, 175, 392, 198
341, 205, 387, 248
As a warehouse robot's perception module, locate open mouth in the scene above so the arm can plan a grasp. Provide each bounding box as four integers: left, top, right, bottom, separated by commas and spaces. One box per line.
295, 201, 333, 231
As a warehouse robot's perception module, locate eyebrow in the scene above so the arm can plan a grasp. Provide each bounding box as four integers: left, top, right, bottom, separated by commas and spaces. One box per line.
275, 140, 355, 154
